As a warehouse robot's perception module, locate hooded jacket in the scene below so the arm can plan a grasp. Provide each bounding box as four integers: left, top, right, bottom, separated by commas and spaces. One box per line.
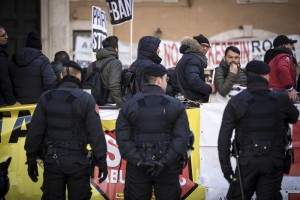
9, 47, 57, 104
87, 47, 123, 107
0, 44, 17, 106
129, 36, 162, 89
264, 47, 296, 90
175, 37, 211, 101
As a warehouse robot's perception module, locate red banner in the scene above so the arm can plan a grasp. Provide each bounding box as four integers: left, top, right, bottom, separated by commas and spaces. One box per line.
92, 131, 198, 200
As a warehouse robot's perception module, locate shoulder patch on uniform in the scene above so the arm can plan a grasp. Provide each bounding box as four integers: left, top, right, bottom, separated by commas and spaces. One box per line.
285, 56, 291, 62
95, 104, 99, 114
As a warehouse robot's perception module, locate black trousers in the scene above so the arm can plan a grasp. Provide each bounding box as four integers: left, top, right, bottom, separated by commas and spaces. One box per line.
227, 156, 284, 200
124, 163, 181, 200
41, 163, 91, 200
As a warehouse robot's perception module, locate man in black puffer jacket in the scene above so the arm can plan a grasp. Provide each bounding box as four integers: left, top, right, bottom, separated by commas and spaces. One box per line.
0, 25, 18, 107
175, 34, 216, 103
9, 32, 57, 104
129, 36, 162, 89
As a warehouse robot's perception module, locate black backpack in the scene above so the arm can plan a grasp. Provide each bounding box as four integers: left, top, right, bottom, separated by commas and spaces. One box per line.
121, 69, 140, 102
82, 58, 114, 105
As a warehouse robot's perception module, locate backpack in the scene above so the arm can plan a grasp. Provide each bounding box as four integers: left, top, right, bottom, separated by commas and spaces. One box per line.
121, 69, 140, 102
82, 58, 114, 105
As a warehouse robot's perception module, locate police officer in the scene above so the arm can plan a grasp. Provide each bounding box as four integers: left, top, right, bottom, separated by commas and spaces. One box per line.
218, 60, 299, 200
116, 63, 193, 200
24, 60, 108, 200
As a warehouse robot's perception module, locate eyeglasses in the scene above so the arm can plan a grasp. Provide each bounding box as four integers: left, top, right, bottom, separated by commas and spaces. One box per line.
200, 43, 211, 49
0, 32, 7, 37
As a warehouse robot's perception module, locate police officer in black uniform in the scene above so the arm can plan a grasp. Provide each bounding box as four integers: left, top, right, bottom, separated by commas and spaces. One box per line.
218, 60, 299, 200
24, 60, 108, 200
116, 63, 193, 200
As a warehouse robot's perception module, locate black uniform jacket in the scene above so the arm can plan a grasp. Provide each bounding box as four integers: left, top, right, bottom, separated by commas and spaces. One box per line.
116, 84, 191, 168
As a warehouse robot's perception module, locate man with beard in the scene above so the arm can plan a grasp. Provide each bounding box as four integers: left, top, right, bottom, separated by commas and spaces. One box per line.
264, 35, 298, 103
175, 34, 216, 103
211, 46, 247, 102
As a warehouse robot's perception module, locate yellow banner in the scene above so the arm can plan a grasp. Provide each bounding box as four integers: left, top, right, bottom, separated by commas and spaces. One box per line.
0, 105, 204, 200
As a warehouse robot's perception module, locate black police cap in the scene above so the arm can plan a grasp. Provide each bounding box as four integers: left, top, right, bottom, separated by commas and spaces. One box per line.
144, 63, 167, 77
193, 34, 210, 45
246, 60, 270, 75
62, 60, 83, 73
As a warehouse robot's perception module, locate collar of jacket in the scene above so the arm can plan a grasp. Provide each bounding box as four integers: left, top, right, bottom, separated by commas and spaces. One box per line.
264, 46, 294, 64
141, 84, 165, 94
219, 59, 229, 68
58, 75, 82, 89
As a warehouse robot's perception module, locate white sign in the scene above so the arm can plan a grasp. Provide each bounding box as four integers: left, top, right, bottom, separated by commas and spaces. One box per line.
92, 6, 107, 52
74, 36, 93, 68
118, 35, 300, 69
106, 0, 133, 25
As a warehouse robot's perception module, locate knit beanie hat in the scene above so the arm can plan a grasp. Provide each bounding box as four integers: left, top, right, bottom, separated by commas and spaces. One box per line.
26, 32, 42, 50
193, 34, 210, 45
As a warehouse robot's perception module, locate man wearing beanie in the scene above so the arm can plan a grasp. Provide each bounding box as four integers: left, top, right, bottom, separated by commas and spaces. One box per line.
175, 34, 216, 103
25, 60, 108, 199
264, 35, 298, 103
86, 35, 123, 107
218, 60, 299, 200
116, 63, 193, 200
129, 35, 162, 89
9, 31, 57, 104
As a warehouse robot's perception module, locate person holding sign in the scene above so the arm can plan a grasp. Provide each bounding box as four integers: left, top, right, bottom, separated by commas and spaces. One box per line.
87, 36, 123, 107
116, 63, 193, 200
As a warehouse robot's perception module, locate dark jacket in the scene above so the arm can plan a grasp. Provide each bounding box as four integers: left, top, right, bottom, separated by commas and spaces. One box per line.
24, 76, 107, 169
214, 60, 247, 97
0, 44, 16, 106
264, 47, 297, 90
51, 61, 63, 83
175, 37, 212, 101
129, 36, 162, 89
9, 47, 57, 104
218, 76, 299, 166
87, 47, 123, 107
116, 84, 191, 169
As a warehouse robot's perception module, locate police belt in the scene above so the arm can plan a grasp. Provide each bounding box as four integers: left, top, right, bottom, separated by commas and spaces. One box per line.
240, 142, 285, 157
51, 142, 85, 151
239, 149, 285, 158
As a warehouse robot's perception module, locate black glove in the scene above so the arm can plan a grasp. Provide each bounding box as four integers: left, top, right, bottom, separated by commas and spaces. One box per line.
149, 161, 165, 177
221, 162, 234, 183
96, 160, 108, 183
26, 156, 38, 182
137, 161, 156, 175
